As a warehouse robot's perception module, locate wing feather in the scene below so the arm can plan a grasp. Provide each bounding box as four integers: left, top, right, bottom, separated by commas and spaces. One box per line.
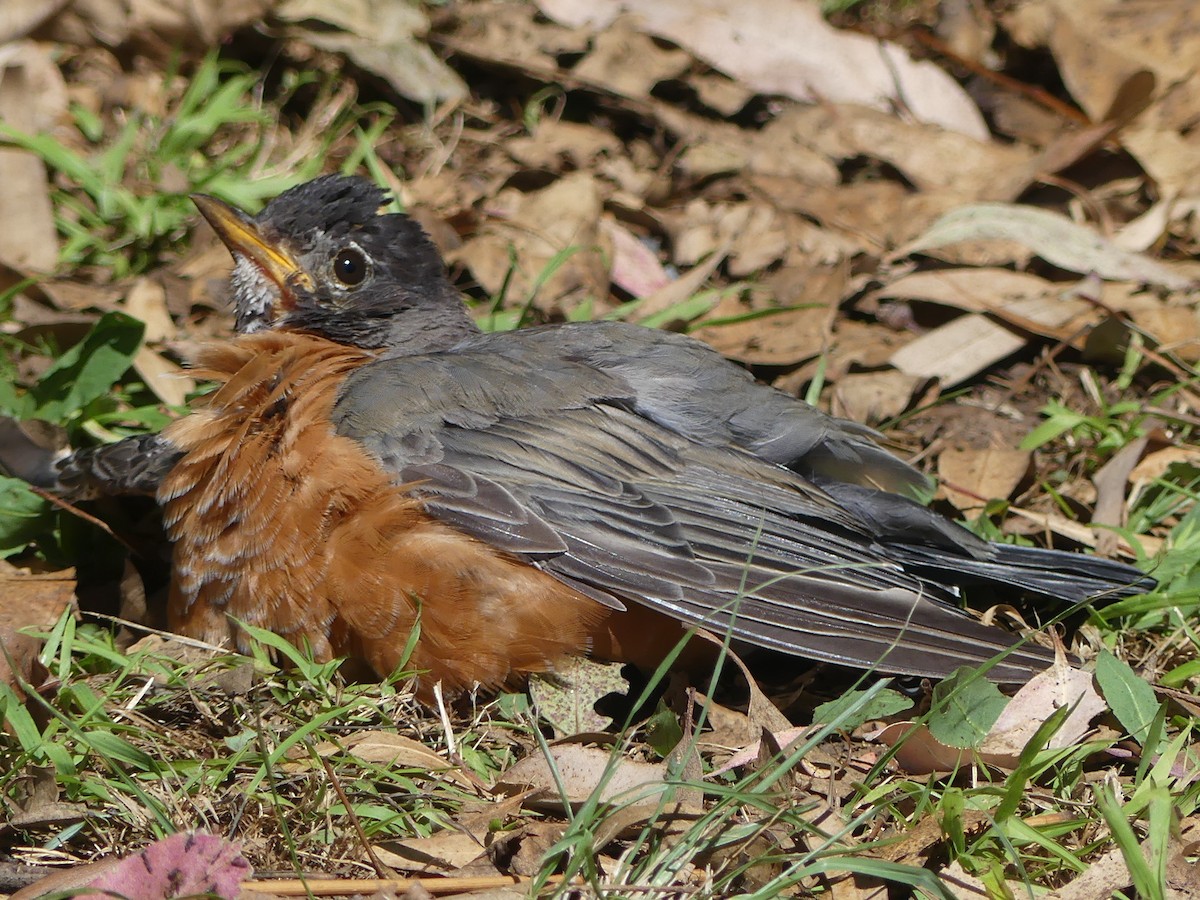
334, 353, 1055, 681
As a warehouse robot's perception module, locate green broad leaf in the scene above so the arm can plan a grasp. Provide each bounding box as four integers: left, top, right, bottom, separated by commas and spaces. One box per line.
813, 687, 913, 730
928, 668, 1008, 749
0, 475, 50, 557
0, 376, 33, 419
30, 312, 144, 423
644, 701, 685, 757
1095, 651, 1159, 743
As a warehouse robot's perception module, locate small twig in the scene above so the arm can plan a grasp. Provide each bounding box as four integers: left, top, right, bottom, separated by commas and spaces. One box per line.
243, 873, 571, 896
26, 484, 135, 553
316, 751, 392, 879
909, 29, 1090, 125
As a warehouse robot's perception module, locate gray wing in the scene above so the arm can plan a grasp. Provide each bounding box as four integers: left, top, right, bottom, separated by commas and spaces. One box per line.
0, 418, 180, 501
497, 322, 931, 496
334, 351, 1054, 683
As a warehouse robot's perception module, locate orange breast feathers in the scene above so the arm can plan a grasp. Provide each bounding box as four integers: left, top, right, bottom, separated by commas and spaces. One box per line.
157, 331, 604, 696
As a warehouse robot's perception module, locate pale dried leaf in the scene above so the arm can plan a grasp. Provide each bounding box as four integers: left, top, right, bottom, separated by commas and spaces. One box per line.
1129, 446, 1200, 492
45, 0, 271, 49
689, 266, 842, 366
571, 16, 691, 97
0, 42, 65, 271
1092, 436, 1149, 557
537, 0, 989, 138
831, 371, 922, 426
1005, 506, 1162, 558
494, 743, 669, 809
866, 269, 1103, 342
457, 173, 611, 316
372, 830, 486, 875
0, 570, 75, 694
869, 268, 1057, 311
708, 726, 815, 776
132, 346, 193, 407
980, 662, 1106, 760
277, 0, 467, 103
506, 120, 622, 171
0, 0, 70, 43
660, 106, 838, 186
600, 216, 670, 298
1126, 304, 1200, 362
123, 278, 176, 343
306, 731, 476, 788
890, 314, 1027, 386
778, 105, 1030, 198
938, 859, 990, 898
631, 245, 727, 324
125, 278, 194, 405
938, 447, 1031, 512
898, 203, 1195, 290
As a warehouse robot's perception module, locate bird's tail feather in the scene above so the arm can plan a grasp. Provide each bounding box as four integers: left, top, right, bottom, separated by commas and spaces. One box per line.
888, 542, 1155, 606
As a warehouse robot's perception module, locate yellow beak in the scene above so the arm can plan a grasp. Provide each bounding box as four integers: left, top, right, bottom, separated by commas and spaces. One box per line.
192, 194, 312, 307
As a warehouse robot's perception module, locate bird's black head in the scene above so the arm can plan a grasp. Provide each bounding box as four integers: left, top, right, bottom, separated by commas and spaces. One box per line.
193, 175, 476, 351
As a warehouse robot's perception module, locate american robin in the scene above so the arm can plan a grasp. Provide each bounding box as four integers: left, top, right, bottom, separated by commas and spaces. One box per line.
10, 175, 1154, 697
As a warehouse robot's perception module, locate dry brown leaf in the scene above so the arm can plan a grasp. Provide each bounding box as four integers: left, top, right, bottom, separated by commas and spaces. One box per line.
937, 859, 991, 898
570, 16, 690, 97
277, 0, 466, 103
372, 830, 487, 875
1009, 0, 1200, 196
0, 42, 64, 272
537, 0, 989, 138
1044, 823, 1200, 899
600, 217, 670, 299
824, 319, 917, 375
0, 569, 75, 695
707, 726, 816, 776
689, 266, 842, 367
1128, 305, 1200, 362
505, 119, 622, 171
661, 106, 838, 187
43, 0, 271, 51
938, 447, 1031, 512
868, 268, 1103, 343
493, 743, 669, 809
777, 105, 1030, 199
304, 732, 476, 789
1092, 436, 1150, 555
631, 245, 726, 325
0, 0, 70, 43
831, 371, 922, 426
869, 268, 1057, 311
124, 278, 195, 406
1005, 505, 1163, 559
896, 204, 1195, 290
978, 662, 1105, 761
755, 175, 963, 252
867, 659, 1103, 776
456, 173, 611, 317
890, 314, 1027, 386
1129, 446, 1200, 493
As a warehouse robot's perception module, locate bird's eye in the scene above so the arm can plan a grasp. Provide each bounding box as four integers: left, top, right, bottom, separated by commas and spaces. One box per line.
333, 247, 369, 286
